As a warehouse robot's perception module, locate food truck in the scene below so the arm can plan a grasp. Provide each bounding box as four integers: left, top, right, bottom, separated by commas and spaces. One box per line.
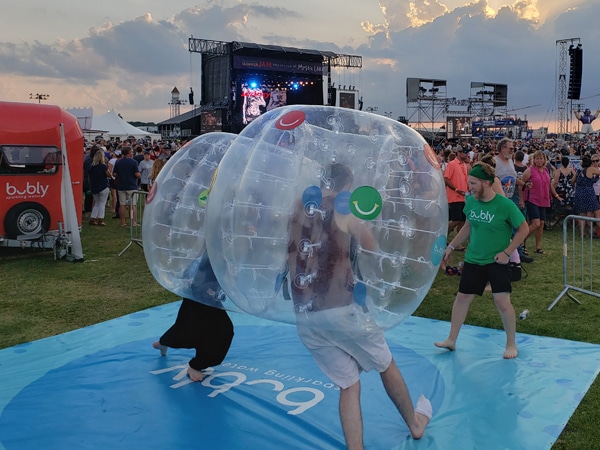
0, 101, 83, 257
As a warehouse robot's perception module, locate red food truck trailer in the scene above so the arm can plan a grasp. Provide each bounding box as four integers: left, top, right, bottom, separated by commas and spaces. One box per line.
0, 101, 84, 258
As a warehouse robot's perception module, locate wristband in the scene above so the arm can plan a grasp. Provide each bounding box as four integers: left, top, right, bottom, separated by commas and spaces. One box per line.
448, 244, 455, 251
503, 250, 510, 257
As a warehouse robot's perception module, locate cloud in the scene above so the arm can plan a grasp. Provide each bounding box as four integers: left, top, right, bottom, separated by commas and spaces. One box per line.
1, 0, 600, 126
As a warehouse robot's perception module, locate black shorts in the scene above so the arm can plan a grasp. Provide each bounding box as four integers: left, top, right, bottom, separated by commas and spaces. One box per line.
458, 261, 512, 295
449, 202, 466, 222
526, 201, 547, 221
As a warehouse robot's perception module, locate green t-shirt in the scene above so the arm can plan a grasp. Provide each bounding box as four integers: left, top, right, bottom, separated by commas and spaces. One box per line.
463, 194, 526, 265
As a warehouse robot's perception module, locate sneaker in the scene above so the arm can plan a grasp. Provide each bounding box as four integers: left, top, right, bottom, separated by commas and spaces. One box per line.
520, 255, 534, 264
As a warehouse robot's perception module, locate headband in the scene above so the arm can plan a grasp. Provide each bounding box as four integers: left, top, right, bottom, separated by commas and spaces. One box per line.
469, 164, 495, 183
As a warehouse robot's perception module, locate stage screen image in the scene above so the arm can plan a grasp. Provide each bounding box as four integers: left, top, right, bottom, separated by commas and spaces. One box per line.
238, 81, 323, 126
446, 116, 471, 139
338, 91, 356, 109
201, 111, 223, 134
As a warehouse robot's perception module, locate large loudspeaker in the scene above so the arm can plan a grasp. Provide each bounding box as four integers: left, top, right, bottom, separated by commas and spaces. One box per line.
568, 45, 583, 100
494, 84, 508, 106
406, 78, 421, 102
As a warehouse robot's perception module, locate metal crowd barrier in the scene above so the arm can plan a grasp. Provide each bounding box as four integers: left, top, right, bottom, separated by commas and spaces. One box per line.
119, 190, 147, 256
548, 215, 600, 310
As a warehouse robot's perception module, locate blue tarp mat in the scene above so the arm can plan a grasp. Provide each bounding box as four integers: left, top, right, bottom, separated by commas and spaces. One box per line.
1, 301, 599, 449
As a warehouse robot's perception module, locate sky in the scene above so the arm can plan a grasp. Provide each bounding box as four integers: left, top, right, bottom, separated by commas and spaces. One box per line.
1, 0, 599, 132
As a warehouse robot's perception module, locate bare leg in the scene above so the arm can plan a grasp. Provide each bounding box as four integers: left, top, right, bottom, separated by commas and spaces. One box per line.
434, 292, 475, 351
535, 221, 544, 250
119, 203, 127, 227
339, 381, 363, 450
492, 292, 518, 359
526, 218, 540, 240
380, 360, 430, 439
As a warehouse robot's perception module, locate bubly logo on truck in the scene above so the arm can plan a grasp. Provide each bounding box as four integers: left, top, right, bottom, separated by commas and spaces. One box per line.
5, 182, 50, 199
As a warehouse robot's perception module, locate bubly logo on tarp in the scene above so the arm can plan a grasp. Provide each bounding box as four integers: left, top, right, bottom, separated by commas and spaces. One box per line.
151, 362, 332, 415
5, 182, 49, 199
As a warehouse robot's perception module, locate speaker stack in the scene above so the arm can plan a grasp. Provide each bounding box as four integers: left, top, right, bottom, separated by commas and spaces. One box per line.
568, 44, 583, 100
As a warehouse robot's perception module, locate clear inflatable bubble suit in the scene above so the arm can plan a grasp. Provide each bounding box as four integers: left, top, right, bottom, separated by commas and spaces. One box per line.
142, 132, 243, 311
205, 106, 448, 330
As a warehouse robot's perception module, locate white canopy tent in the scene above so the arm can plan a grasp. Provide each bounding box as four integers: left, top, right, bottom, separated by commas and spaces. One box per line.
90, 110, 161, 142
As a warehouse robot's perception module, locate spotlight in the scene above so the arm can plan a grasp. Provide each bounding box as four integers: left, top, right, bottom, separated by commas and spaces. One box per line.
249, 81, 258, 89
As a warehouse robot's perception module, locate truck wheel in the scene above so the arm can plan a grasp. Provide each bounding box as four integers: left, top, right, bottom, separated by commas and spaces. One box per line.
4, 202, 51, 239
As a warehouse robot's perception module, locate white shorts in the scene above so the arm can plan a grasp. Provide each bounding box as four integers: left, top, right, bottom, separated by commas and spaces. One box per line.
296, 304, 392, 389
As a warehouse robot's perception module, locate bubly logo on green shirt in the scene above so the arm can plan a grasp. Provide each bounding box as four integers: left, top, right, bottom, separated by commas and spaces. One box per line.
469, 210, 495, 223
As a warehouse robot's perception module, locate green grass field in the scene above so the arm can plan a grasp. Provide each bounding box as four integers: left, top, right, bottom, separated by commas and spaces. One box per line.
1, 218, 599, 449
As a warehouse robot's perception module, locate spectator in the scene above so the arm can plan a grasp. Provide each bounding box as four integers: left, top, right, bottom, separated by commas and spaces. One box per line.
444, 146, 471, 250
551, 156, 576, 209
112, 146, 140, 227
148, 157, 167, 189
521, 151, 552, 255
88, 149, 111, 226
138, 150, 154, 192
573, 155, 600, 237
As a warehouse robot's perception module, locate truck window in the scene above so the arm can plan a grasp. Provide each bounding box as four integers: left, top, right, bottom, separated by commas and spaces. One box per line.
0, 145, 61, 174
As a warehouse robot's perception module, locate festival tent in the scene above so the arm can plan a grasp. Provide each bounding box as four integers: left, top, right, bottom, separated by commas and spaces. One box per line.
90, 109, 161, 142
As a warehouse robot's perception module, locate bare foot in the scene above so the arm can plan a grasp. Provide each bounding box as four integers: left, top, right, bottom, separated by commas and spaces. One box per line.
187, 366, 204, 382
434, 339, 456, 351
504, 345, 518, 359
152, 341, 168, 356
411, 395, 432, 439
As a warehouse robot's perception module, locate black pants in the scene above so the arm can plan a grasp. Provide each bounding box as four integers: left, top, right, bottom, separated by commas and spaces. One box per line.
84, 190, 94, 213
159, 299, 234, 371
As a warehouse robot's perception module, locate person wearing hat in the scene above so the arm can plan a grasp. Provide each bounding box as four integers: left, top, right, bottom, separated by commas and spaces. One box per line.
444, 145, 471, 249
574, 108, 600, 135
435, 162, 529, 359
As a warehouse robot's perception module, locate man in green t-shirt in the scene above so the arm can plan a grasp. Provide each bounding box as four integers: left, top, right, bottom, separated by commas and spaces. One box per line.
434, 162, 529, 359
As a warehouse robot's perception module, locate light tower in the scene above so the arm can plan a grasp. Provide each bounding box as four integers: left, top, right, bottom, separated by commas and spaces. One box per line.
169, 87, 187, 118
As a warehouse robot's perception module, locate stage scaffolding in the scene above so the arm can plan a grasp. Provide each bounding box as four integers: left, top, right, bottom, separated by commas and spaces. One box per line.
406, 78, 448, 140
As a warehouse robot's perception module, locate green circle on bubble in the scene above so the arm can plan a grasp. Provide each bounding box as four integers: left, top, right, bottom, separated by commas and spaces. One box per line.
198, 189, 210, 207
349, 186, 382, 220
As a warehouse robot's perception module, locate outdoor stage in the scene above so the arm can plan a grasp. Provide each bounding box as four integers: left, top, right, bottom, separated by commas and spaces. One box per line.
1, 301, 599, 449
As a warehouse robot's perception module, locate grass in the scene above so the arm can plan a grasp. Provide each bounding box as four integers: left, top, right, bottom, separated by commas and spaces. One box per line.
1, 216, 599, 449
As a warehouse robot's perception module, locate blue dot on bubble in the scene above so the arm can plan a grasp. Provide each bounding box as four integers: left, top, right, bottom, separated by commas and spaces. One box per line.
334, 191, 351, 215
302, 185, 322, 209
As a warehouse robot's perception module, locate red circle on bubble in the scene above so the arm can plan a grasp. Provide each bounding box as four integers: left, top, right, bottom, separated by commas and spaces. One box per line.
275, 110, 306, 130
423, 143, 441, 170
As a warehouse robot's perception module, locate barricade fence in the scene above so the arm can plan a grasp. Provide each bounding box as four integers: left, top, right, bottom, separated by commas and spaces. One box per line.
119, 190, 147, 256
548, 215, 600, 310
